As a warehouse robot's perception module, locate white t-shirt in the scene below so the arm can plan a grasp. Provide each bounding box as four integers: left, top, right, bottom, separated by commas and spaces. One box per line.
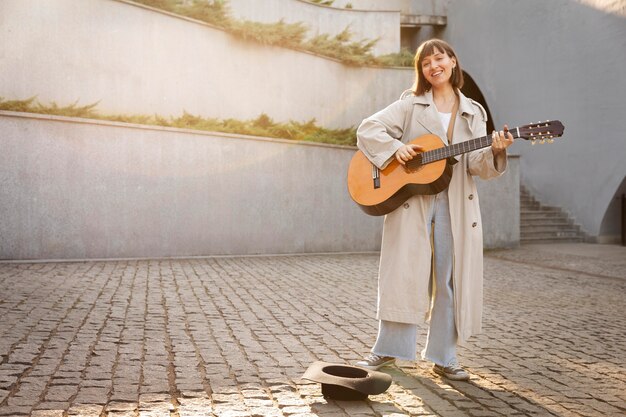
438, 111, 452, 135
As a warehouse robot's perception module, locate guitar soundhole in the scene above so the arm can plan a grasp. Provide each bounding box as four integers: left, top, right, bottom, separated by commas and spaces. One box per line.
405, 154, 423, 172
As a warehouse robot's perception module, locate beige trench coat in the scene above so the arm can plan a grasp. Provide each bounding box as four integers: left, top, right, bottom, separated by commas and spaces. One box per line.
356, 90, 507, 345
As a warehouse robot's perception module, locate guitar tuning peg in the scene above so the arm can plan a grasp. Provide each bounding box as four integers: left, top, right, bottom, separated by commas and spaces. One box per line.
531, 139, 536, 146
540, 139, 545, 144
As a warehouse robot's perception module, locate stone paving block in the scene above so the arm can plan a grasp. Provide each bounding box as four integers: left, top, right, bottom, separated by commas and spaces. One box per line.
1, 247, 626, 416
107, 411, 136, 417
280, 405, 314, 414
67, 404, 104, 416
212, 404, 251, 417
7, 395, 38, 407
33, 401, 70, 411
106, 401, 138, 412
248, 407, 284, 417
31, 411, 64, 417
0, 405, 32, 416
44, 385, 77, 402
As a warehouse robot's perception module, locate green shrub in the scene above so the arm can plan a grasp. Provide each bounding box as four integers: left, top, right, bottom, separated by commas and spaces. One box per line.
378, 48, 416, 67
308, 0, 335, 6
131, 0, 412, 67
306, 27, 378, 66
0, 97, 357, 146
229, 19, 307, 47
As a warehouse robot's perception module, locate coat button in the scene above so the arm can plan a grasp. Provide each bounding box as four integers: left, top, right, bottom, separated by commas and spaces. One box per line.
468, 194, 474, 200
403, 203, 410, 209
472, 222, 477, 227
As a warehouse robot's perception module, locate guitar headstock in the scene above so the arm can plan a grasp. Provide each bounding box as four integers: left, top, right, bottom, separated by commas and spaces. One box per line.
517, 120, 564, 145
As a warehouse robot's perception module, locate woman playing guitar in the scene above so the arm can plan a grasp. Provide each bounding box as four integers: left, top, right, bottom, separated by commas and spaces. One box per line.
354, 39, 513, 380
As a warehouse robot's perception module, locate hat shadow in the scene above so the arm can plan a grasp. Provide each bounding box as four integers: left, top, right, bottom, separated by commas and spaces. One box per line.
307, 396, 409, 415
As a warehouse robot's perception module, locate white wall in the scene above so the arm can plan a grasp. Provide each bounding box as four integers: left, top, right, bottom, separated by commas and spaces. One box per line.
443, 0, 626, 240
331, 0, 447, 16
227, 0, 401, 55
0, 112, 382, 259
0, 111, 519, 260
0, 0, 413, 130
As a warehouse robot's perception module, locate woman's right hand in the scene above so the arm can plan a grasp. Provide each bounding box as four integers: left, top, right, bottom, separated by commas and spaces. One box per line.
395, 144, 424, 165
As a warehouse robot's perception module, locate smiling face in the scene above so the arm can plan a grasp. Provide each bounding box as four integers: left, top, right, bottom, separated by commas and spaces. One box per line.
421, 47, 457, 90
412, 39, 464, 95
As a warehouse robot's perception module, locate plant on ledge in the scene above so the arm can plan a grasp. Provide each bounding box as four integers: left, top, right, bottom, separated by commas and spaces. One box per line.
132, 0, 411, 67
0, 97, 357, 146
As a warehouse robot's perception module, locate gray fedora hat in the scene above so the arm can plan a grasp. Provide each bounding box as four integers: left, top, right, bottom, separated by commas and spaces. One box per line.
302, 361, 392, 400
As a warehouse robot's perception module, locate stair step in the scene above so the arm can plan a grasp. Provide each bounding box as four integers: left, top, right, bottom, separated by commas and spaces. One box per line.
521, 225, 576, 232
521, 216, 573, 222
521, 237, 585, 243
521, 211, 567, 218
519, 186, 586, 243
521, 230, 582, 238
520, 223, 580, 233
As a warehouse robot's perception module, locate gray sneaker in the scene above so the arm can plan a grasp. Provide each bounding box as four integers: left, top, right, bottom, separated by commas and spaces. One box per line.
432, 363, 470, 381
355, 354, 395, 370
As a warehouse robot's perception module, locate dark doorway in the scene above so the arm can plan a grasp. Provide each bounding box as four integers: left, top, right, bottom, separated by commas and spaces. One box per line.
599, 176, 626, 244
461, 71, 494, 133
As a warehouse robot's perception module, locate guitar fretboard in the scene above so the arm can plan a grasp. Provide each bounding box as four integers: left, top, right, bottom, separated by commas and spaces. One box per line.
413, 129, 520, 167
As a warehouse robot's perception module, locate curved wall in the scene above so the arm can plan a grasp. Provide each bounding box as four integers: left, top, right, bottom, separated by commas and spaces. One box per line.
0, 112, 518, 259
443, 0, 626, 240
227, 0, 401, 55
0, 0, 413, 129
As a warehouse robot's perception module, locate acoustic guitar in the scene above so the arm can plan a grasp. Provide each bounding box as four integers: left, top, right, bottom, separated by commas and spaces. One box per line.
347, 120, 564, 216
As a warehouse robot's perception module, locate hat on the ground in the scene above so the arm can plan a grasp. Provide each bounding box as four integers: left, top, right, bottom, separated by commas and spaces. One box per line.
302, 361, 392, 400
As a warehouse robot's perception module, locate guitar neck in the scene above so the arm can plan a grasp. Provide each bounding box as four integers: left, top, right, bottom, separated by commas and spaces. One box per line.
420, 127, 521, 164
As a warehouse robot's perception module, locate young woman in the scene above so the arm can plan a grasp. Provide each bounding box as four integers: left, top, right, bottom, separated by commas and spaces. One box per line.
355, 39, 513, 380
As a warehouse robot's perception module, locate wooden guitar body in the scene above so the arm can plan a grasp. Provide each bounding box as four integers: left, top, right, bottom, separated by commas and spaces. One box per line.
348, 121, 564, 216
347, 134, 453, 216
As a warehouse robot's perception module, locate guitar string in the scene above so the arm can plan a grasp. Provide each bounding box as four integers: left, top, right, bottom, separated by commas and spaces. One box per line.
420, 135, 491, 164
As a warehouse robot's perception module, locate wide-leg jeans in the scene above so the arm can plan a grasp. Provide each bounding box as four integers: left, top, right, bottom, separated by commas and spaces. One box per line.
371, 191, 458, 367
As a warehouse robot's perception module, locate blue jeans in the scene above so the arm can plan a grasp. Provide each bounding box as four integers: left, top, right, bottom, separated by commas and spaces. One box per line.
371, 191, 458, 367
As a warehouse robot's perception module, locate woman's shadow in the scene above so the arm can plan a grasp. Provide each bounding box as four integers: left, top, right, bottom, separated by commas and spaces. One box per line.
384, 363, 550, 415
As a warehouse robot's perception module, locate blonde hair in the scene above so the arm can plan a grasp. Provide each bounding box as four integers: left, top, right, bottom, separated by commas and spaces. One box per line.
412, 39, 464, 95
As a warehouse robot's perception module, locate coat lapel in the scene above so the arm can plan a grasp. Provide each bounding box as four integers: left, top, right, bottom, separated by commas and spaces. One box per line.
412, 91, 449, 145
457, 93, 479, 140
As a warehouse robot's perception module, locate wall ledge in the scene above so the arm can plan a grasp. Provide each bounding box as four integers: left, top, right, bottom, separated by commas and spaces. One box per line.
114, 0, 412, 69
294, 0, 399, 14
0, 110, 357, 151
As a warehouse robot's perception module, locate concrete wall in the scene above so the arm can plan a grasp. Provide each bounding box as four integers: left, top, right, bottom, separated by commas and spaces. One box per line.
227, 0, 401, 55
0, 111, 519, 260
331, 0, 447, 16
0, 0, 413, 130
477, 156, 520, 249
0, 111, 382, 259
442, 0, 626, 241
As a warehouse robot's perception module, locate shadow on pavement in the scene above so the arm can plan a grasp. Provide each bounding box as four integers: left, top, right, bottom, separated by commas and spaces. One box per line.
385, 365, 555, 416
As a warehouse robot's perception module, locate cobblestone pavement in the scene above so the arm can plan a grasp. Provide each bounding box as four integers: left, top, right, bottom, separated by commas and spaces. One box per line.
0, 243, 625, 417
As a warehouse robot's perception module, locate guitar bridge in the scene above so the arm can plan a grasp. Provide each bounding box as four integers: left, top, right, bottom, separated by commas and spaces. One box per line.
371, 164, 380, 189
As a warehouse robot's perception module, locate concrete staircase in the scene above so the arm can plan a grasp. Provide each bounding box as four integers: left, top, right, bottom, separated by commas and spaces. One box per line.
520, 185, 586, 243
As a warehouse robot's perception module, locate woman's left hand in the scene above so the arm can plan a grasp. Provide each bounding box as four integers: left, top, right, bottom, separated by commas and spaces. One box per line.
491, 124, 514, 156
